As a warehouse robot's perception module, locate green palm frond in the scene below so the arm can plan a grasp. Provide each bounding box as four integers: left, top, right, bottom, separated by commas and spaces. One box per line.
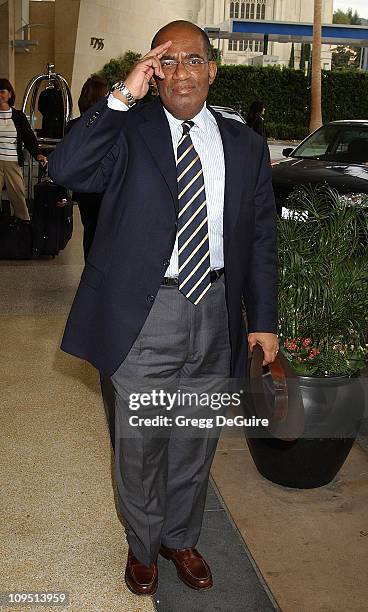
278, 186, 368, 375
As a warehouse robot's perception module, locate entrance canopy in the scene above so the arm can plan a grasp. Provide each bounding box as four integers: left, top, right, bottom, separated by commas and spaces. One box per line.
206, 19, 368, 47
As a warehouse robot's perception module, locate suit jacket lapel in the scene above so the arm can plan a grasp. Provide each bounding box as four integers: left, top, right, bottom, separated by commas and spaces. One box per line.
137, 100, 250, 229
137, 98, 178, 212
208, 107, 251, 257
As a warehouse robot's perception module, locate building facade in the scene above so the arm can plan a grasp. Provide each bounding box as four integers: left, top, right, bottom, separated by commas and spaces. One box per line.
3, 0, 333, 116
196, 0, 334, 69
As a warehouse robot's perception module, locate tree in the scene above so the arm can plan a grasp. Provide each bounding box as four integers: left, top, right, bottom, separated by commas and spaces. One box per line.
333, 8, 361, 25
289, 43, 295, 69
300, 43, 312, 74
332, 7, 362, 69
303, 43, 312, 77
299, 43, 306, 71
333, 9, 350, 24
332, 46, 360, 70
310, 0, 323, 133
210, 44, 222, 67
347, 8, 361, 24
99, 51, 142, 88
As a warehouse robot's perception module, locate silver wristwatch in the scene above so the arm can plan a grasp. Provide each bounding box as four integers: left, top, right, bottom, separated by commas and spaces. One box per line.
111, 81, 136, 108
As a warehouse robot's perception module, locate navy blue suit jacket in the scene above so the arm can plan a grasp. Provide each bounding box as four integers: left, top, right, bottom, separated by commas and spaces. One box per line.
48, 97, 277, 377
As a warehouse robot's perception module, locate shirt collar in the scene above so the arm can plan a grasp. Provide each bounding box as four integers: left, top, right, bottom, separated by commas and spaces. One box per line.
163, 103, 215, 140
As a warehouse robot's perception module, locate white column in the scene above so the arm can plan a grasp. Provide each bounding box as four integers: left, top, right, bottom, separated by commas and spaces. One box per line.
0, 0, 15, 82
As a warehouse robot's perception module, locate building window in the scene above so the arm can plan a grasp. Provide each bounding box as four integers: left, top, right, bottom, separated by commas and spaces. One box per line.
228, 1, 266, 54
230, 1, 237, 17
254, 40, 264, 52
229, 1, 266, 21
228, 38, 264, 53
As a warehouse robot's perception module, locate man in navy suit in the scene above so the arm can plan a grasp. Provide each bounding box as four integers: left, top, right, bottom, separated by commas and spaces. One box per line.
49, 20, 278, 596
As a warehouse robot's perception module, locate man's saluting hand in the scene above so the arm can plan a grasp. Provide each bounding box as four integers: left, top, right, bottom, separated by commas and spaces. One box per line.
112, 41, 171, 103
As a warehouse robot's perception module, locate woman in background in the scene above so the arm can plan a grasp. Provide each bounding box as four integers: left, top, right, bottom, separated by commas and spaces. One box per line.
66, 75, 108, 259
246, 99, 266, 139
0, 78, 47, 223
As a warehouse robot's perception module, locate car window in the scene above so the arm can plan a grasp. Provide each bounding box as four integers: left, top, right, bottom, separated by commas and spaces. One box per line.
212, 107, 246, 123
293, 125, 340, 159
329, 128, 368, 164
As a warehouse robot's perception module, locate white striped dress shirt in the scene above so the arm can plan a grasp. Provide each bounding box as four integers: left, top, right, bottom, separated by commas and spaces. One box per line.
0, 110, 17, 162
163, 104, 225, 276
108, 95, 225, 276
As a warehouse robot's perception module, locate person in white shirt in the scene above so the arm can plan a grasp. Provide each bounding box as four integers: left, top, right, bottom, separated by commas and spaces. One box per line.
0, 78, 47, 222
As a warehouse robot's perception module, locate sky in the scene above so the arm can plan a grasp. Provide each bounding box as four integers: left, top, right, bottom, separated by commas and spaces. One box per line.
333, 0, 368, 19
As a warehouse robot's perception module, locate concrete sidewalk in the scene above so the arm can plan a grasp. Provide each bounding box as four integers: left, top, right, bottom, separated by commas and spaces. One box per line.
213, 432, 368, 612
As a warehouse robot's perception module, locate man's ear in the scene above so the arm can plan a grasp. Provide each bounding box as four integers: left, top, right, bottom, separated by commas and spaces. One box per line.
208, 61, 217, 85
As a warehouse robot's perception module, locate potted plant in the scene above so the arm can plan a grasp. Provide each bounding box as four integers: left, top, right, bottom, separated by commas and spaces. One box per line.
246, 186, 368, 488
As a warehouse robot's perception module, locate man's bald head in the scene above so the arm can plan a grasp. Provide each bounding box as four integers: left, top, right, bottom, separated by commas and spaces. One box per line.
151, 20, 212, 60
150, 19, 217, 120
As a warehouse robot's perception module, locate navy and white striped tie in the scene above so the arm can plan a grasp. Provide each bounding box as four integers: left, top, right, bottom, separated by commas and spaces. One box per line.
177, 121, 211, 305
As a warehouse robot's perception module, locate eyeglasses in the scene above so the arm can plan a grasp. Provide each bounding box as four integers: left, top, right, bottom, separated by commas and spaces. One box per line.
160, 58, 208, 72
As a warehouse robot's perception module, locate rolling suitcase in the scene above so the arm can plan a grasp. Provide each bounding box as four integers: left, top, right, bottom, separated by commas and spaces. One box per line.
32, 175, 73, 257
0, 192, 32, 260
0, 217, 32, 260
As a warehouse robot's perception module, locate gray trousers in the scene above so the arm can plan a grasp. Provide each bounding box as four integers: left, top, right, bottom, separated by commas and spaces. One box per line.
102, 276, 230, 566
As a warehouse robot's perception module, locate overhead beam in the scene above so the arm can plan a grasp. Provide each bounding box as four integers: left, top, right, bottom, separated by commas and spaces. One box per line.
206, 20, 368, 47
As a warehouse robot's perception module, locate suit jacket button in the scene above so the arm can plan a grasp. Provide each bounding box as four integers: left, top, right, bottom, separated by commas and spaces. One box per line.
147, 295, 155, 303
163, 258, 170, 266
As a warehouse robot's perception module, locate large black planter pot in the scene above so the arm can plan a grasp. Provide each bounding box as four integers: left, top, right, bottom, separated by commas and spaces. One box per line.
245, 349, 365, 489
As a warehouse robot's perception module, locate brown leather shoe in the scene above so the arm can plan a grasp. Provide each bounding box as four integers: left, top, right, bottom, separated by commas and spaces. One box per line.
160, 545, 213, 590
124, 549, 158, 595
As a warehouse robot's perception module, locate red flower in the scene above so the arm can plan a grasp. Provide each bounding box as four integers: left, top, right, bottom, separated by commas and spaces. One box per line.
285, 338, 296, 345
302, 338, 311, 347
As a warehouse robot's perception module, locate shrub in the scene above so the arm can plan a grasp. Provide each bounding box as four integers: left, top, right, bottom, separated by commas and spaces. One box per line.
207, 64, 368, 140
278, 186, 368, 376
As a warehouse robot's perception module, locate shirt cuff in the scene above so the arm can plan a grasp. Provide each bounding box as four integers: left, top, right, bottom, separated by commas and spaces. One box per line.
107, 93, 129, 111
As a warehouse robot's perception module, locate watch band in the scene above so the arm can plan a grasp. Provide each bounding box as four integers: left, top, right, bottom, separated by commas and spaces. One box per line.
111, 81, 136, 107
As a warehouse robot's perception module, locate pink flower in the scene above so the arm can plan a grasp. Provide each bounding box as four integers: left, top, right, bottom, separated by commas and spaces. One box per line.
289, 342, 297, 351
302, 338, 311, 347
